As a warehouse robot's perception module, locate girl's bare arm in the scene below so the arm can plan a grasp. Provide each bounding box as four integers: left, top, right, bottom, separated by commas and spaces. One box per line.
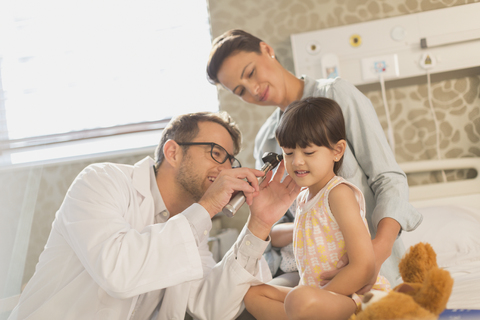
321, 184, 376, 295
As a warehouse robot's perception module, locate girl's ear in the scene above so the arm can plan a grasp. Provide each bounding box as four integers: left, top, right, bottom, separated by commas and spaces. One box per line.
163, 139, 183, 168
333, 139, 347, 161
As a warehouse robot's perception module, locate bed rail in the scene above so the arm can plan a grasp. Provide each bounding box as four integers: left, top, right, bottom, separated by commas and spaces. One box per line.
399, 157, 480, 208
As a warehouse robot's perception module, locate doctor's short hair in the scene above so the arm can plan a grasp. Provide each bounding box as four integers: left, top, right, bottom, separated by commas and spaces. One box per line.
154, 111, 242, 169
207, 29, 263, 85
275, 97, 346, 175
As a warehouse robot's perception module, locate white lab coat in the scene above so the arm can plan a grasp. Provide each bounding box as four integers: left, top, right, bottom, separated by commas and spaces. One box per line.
9, 157, 271, 320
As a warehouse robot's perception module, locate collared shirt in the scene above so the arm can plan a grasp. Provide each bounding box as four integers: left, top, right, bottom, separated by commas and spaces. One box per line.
254, 76, 423, 285
132, 164, 270, 320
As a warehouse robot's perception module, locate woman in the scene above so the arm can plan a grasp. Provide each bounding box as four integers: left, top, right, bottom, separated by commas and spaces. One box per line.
206, 29, 422, 292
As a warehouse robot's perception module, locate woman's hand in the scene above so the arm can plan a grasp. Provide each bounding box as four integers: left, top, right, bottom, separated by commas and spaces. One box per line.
319, 249, 378, 294
319, 252, 349, 287
319, 218, 400, 293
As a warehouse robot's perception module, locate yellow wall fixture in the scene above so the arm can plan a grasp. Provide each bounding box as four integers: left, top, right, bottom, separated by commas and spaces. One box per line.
349, 34, 362, 47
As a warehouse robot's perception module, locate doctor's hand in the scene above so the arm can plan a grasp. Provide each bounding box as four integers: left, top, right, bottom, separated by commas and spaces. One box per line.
198, 167, 264, 219
248, 161, 301, 240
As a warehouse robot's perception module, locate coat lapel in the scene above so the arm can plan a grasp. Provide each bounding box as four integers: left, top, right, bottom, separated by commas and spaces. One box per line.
132, 157, 156, 228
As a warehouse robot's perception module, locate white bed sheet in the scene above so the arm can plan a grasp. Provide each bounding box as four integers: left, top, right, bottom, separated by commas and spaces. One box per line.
444, 261, 480, 309
398, 158, 480, 310
401, 204, 480, 309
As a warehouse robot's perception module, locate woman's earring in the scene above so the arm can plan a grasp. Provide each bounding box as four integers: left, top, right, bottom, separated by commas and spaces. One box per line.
271, 55, 275, 59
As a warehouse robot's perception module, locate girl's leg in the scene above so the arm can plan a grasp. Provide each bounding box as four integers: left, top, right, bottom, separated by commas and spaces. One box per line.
244, 284, 291, 320
285, 285, 356, 320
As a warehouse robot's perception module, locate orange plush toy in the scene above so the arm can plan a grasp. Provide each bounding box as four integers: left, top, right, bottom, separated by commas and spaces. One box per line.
352, 242, 454, 320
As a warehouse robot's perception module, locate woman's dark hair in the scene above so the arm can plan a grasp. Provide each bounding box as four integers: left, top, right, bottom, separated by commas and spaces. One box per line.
275, 97, 346, 174
207, 29, 263, 84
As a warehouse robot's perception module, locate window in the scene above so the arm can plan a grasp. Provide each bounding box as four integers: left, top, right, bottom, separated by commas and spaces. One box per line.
0, 0, 218, 166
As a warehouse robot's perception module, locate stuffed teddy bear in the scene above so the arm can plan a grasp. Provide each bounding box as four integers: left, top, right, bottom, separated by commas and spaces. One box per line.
351, 242, 454, 320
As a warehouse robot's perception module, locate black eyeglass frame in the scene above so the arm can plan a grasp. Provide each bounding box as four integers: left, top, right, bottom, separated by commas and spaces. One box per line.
176, 142, 242, 168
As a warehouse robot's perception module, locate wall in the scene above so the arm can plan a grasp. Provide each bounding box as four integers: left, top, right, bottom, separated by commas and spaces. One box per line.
207, 0, 480, 228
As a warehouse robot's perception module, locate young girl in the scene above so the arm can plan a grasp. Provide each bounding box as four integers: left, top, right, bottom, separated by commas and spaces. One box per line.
244, 97, 390, 320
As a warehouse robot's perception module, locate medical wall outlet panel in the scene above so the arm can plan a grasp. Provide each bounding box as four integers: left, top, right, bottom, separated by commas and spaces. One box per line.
291, 3, 480, 86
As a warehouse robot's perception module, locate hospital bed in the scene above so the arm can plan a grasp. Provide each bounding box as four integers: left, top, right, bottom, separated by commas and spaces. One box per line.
399, 157, 480, 310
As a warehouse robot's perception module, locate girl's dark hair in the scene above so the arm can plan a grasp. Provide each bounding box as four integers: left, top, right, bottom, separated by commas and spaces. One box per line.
207, 29, 263, 84
275, 97, 346, 174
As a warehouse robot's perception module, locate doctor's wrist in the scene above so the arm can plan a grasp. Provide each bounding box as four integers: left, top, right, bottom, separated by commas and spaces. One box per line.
246, 215, 272, 241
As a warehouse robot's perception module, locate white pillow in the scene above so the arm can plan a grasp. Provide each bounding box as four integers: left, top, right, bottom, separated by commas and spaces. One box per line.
401, 205, 480, 268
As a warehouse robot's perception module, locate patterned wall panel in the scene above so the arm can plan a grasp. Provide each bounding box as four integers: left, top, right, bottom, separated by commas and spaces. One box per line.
365, 75, 480, 162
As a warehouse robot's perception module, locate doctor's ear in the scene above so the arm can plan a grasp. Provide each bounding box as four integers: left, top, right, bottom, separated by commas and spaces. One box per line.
163, 139, 183, 168
333, 140, 347, 161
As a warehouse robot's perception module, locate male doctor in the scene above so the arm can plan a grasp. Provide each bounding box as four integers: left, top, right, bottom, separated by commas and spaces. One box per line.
9, 111, 301, 320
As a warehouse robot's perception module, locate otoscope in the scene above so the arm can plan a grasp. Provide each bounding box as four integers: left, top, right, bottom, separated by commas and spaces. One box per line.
222, 152, 283, 218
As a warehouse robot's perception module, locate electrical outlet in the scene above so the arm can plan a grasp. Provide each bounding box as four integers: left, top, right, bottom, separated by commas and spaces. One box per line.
419, 53, 436, 69
361, 54, 400, 82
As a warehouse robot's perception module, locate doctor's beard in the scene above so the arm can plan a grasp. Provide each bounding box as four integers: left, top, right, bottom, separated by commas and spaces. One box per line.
177, 153, 205, 203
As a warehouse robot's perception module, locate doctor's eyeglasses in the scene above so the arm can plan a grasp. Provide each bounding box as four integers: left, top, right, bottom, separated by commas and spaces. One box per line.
176, 142, 241, 168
